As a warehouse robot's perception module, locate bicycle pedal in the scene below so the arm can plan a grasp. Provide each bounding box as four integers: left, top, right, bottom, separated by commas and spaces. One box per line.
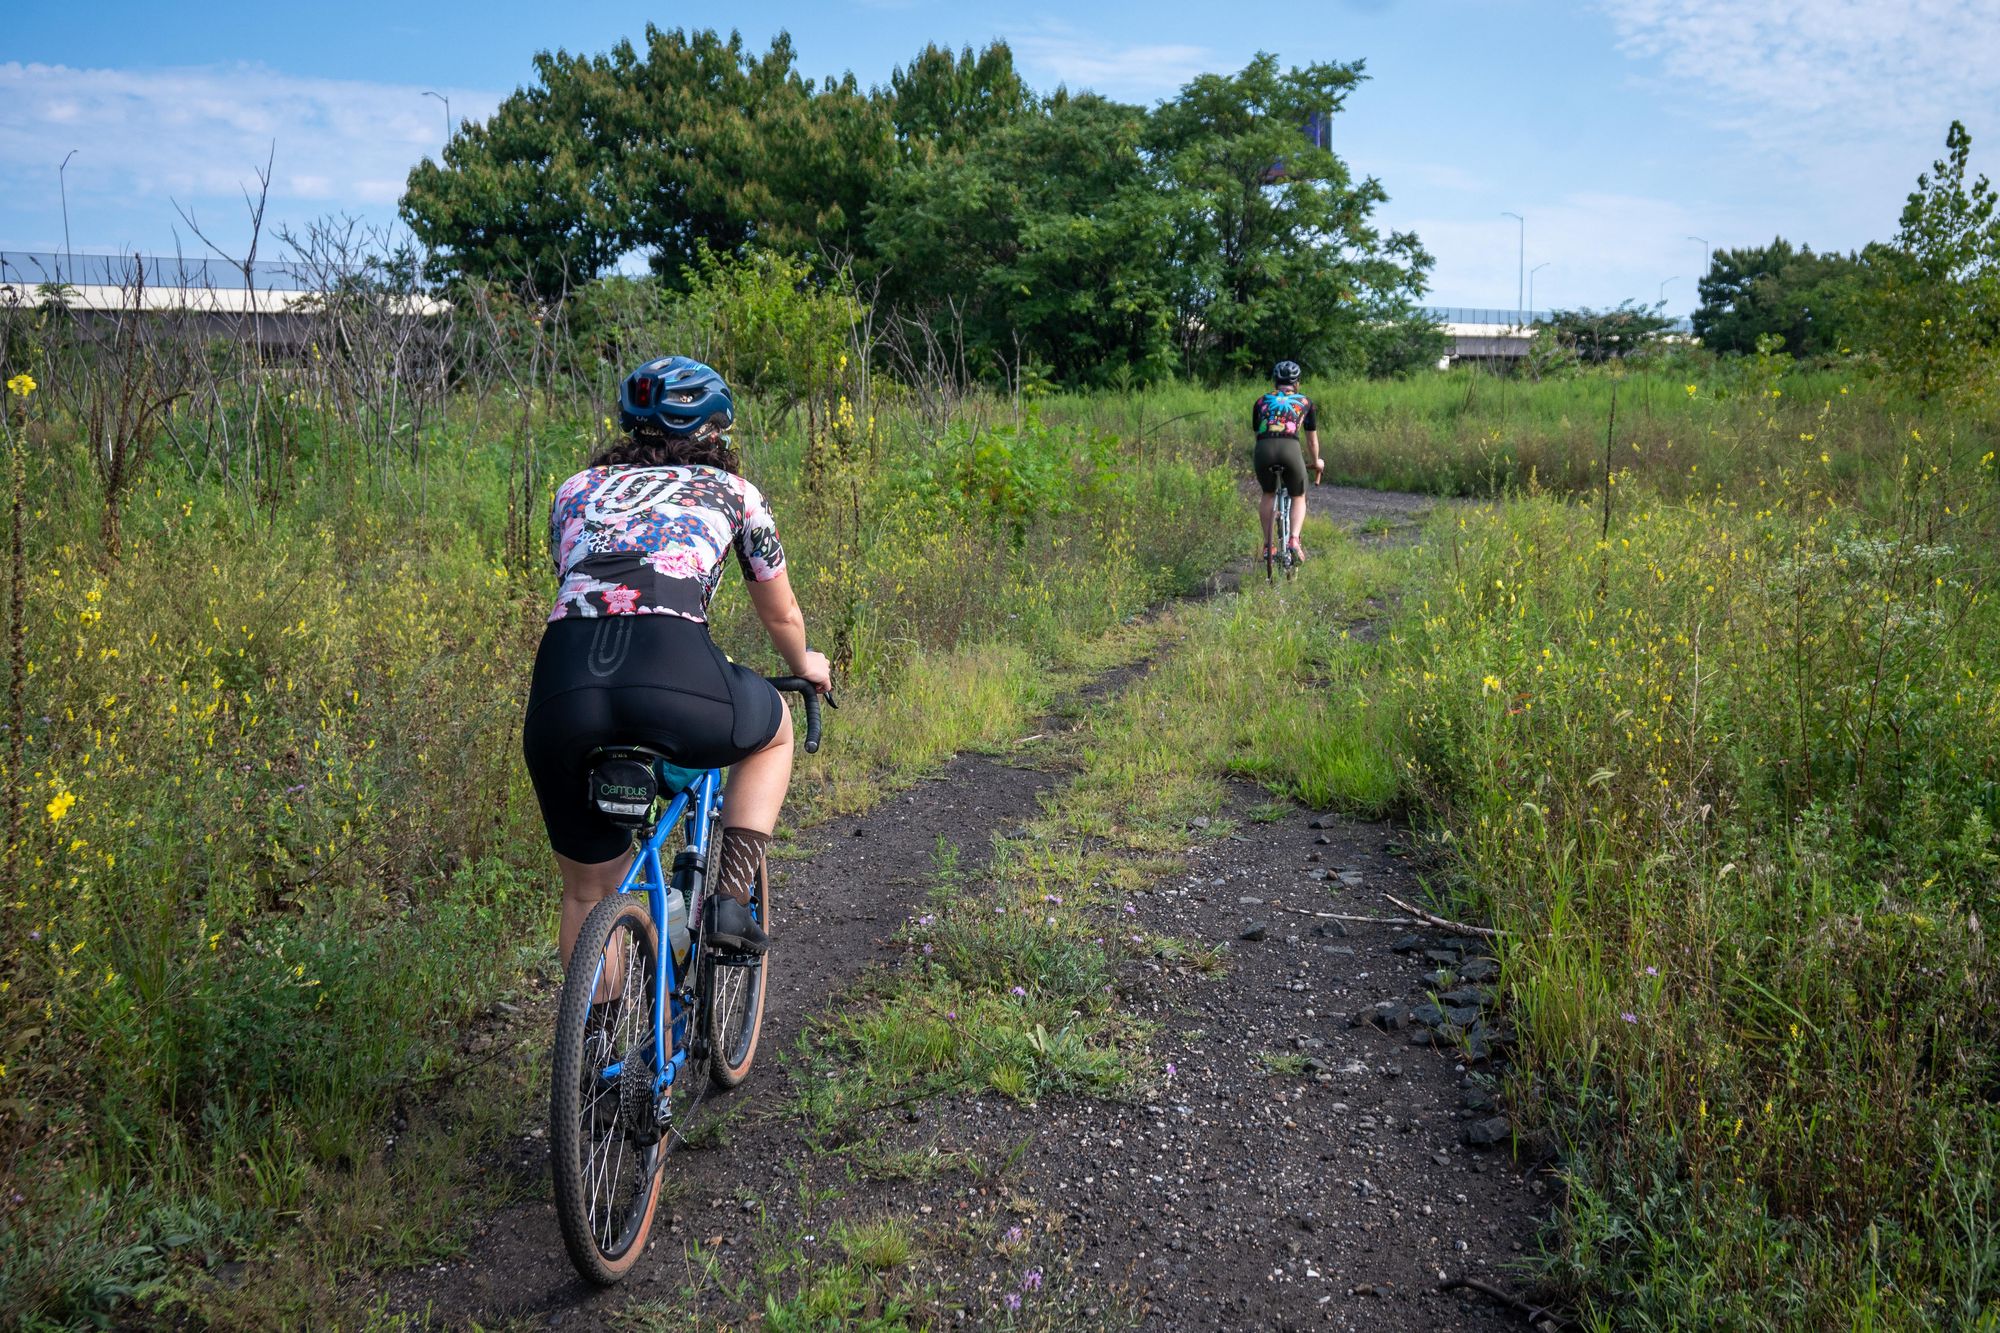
710, 951, 764, 967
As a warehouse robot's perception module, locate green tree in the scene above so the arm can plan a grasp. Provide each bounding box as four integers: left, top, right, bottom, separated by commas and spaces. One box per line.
868, 94, 1176, 386
1867, 120, 2000, 398
1537, 302, 1675, 362
401, 28, 897, 294
1692, 237, 1873, 357
886, 42, 1032, 160
1144, 53, 1435, 380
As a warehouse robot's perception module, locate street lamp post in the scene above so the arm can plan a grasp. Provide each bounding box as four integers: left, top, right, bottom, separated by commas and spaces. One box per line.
1687, 235, 1709, 276
58, 149, 78, 277
424, 90, 452, 143
1659, 276, 1680, 309
1529, 262, 1550, 322
1501, 211, 1524, 327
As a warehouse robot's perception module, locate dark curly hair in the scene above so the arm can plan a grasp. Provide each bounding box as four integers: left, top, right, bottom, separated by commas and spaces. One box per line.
587, 413, 738, 473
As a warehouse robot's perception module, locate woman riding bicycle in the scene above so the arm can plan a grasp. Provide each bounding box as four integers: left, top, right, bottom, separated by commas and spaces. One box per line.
522, 356, 831, 967
1252, 359, 1323, 564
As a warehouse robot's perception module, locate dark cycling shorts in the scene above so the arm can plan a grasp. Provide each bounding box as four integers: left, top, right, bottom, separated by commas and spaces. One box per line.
522, 615, 785, 863
1254, 436, 1307, 497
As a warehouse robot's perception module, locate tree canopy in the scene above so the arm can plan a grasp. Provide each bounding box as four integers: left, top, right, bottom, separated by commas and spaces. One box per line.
1864, 120, 2000, 397
401, 29, 1436, 385
1691, 238, 1874, 358
1536, 303, 1675, 362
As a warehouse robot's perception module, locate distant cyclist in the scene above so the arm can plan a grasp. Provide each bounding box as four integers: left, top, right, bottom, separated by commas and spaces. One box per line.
1252, 360, 1323, 564
522, 356, 832, 970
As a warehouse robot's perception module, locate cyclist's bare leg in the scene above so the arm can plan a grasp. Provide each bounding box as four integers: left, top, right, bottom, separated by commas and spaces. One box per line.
718, 722, 793, 904
1289, 493, 1308, 548
1258, 491, 1277, 551
556, 847, 635, 1001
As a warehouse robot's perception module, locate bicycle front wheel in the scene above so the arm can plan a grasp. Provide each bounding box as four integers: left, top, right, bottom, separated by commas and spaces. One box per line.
550, 893, 666, 1285
707, 849, 772, 1088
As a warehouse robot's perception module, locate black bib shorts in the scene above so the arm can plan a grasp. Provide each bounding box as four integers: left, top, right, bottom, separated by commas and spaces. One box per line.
522, 615, 785, 864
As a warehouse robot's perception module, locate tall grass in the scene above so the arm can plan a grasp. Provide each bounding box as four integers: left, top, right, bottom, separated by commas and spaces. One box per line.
1374, 435, 2000, 1326
1053, 358, 1997, 515
1040, 366, 2000, 1325
0, 381, 1237, 1327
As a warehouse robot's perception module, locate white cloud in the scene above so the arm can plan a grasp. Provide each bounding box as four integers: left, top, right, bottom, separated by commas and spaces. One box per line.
1012, 26, 1212, 97
1588, 1, 2000, 275
1599, 0, 2000, 136
0, 61, 499, 239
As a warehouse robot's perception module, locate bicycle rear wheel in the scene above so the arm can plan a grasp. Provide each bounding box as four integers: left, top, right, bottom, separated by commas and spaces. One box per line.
707, 849, 772, 1088
551, 894, 666, 1285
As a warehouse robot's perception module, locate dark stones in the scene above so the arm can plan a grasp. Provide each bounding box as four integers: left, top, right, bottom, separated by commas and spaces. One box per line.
1457, 956, 1500, 983
1462, 1115, 1512, 1148
1238, 921, 1270, 942
1349, 1001, 1407, 1031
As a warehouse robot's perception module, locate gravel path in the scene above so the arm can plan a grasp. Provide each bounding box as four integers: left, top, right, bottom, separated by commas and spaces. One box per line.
383, 489, 1549, 1330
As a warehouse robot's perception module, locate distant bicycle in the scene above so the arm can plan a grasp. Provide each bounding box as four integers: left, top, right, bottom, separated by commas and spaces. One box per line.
1267, 484, 1298, 584
549, 677, 828, 1285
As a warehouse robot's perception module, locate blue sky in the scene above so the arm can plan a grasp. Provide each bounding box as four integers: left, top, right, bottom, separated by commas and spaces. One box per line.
4, 0, 1995, 314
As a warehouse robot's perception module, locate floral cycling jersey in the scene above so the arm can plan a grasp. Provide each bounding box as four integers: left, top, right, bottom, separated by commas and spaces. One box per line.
1251, 390, 1317, 439
547, 464, 785, 623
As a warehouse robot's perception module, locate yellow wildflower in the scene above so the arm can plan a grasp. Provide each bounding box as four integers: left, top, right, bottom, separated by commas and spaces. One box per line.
46, 790, 75, 823
5, 372, 34, 397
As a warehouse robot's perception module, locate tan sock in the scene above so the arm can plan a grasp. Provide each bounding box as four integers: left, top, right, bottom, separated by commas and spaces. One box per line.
716, 827, 770, 906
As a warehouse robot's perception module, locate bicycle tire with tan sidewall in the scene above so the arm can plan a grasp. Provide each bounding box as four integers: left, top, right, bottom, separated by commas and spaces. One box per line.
550, 893, 667, 1286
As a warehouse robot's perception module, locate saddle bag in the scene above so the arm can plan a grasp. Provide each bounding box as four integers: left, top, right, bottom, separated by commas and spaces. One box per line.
588, 752, 659, 828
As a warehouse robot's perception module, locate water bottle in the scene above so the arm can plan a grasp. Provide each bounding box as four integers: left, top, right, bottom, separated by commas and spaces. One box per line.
665, 889, 691, 965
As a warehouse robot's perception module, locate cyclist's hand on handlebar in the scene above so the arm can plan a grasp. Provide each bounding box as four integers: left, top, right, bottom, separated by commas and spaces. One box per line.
796, 649, 834, 695
1313, 457, 1326, 484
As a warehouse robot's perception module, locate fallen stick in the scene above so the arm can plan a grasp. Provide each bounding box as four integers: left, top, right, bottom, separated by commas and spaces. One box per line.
1439, 1275, 1565, 1327
1269, 904, 1422, 927
1383, 892, 1504, 940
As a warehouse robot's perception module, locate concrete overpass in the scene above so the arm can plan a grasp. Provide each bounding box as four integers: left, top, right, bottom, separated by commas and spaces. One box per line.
0, 251, 444, 350
1422, 306, 1696, 365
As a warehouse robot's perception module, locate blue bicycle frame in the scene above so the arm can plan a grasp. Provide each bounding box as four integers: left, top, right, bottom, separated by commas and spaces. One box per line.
592, 764, 725, 1105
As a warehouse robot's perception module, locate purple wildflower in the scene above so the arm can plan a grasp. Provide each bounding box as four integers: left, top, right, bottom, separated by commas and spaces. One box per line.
922, 943, 934, 955
1023, 1270, 1043, 1291
1004, 1225, 1023, 1244
1621, 1012, 1638, 1024
946, 1010, 958, 1020
1010, 986, 1027, 997
1645, 966, 1659, 976
1045, 894, 1063, 905
1003, 1293, 1021, 1311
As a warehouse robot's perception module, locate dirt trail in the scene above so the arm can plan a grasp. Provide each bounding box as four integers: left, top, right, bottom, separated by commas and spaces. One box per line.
386, 487, 1546, 1330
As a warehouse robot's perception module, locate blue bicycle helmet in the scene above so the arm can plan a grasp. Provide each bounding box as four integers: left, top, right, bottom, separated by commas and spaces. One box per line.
618, 356, 734, 437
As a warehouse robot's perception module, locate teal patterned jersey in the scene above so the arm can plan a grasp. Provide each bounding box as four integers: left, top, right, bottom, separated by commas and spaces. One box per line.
1252, 390, 1316, 438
